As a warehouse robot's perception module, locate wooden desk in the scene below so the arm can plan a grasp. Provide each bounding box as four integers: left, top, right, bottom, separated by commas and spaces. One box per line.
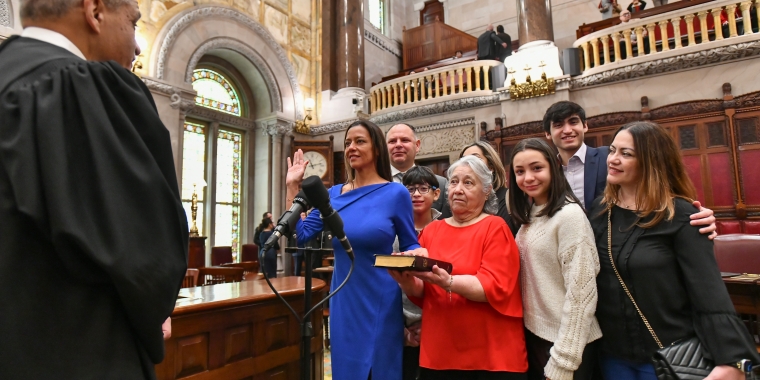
156, 277, 327, 380
724, 275, 760, 315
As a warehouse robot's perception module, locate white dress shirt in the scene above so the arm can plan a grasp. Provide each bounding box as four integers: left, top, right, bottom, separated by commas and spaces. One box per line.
21, 27, 86, 60
561, 143, 587, 204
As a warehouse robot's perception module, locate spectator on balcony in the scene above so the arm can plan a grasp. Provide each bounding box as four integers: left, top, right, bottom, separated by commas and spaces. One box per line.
618, 10, 649, 58
494, 25, 513, 62
598, 0, 621, 20
626, 0, 646, 13
476, 24, 507, 61
453, 50, 463, 59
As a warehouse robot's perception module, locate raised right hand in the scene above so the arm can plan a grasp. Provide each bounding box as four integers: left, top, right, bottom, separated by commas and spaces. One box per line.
286, 149, 309, 188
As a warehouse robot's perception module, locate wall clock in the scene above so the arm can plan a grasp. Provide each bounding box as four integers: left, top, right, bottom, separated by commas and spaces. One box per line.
290, 136, 335, 186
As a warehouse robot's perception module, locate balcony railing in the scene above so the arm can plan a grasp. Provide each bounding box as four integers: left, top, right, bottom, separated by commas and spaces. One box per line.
573, 0, 759, 75
369, 60, 502, 114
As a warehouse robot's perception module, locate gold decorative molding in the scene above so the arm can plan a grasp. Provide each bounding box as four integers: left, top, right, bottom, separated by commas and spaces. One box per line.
508, 72, 556, 101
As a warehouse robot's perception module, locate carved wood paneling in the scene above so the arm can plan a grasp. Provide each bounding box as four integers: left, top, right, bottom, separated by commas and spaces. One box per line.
175, 334, 209, 378
649, 99, 724, 120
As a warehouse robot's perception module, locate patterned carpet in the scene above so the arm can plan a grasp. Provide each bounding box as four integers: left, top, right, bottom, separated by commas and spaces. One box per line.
324, 348, 332, 380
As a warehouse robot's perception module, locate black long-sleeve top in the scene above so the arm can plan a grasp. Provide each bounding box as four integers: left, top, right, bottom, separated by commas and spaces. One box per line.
589, 197, 759, 364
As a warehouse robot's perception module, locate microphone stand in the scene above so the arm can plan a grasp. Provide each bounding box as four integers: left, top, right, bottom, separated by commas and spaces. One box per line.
261, 230, 353, 380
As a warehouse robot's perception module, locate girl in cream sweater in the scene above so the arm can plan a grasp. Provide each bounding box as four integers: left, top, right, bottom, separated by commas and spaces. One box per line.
508, 138, 601, 380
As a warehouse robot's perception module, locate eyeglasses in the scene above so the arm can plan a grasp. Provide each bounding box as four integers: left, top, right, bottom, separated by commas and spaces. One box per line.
406, 185, 437, 195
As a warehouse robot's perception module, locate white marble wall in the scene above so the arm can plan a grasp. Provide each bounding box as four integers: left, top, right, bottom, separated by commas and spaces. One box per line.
364, 25, 402, 91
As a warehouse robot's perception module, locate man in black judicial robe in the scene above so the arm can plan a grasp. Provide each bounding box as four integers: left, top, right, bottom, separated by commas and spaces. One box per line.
0, 0, 188, 378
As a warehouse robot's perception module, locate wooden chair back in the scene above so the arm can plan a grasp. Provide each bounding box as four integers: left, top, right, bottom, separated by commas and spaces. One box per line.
198, 266, 245, 286
211, 246, 233, 266
240, 244, 259, 264
714, 234, 760, 274
182, 268, 199, 288
221, 261, 260, 279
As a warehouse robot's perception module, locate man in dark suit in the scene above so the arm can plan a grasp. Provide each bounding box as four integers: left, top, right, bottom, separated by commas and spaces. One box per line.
542, 101, 717, 235
476, 24, 507, 61
0, 0, 188, 377
494, 25, 512, 61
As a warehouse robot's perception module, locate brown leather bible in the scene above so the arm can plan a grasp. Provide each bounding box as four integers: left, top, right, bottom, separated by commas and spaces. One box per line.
374, 255, 453, 274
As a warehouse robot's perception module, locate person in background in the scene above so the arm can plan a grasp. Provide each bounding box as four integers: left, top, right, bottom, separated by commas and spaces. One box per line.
288, 120, 420, 380
541, 101, 717, 239
598, 0, 621, 20
453, 50, 464, 59
617, 10, 649, 58
460, 141, 519, 235
253, 211, 273, 247
387, 123, 449, 217
494, 25, 512, 61
0, 0, 188, 377
390, 155, 527, 380
589, 121, 759, 380
509, 138, 600, 380
396, 166, 443, 380
290, 211, 307, 276
626, 0, 646, 13
258, 218, 278, 278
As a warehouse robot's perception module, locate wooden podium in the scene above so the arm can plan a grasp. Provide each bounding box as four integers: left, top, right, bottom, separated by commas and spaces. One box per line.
156, 277, 327, 379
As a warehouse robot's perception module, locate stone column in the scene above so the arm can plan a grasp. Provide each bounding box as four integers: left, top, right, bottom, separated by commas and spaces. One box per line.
517, 0, 554, 44
265, 119, 294, 275
336, 0, 365, 89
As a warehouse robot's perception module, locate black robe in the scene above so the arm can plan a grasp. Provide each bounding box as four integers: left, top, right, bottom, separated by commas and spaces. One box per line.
0, 36, 188, 379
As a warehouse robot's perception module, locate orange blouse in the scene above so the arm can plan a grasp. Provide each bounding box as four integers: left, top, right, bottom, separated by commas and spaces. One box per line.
411, 215, 527, 372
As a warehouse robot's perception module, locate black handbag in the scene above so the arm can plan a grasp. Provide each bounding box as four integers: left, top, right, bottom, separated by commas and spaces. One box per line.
606, 210, 715, 380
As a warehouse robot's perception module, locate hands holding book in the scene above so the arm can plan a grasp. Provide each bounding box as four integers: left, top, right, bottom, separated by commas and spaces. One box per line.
387, 248, 454, 299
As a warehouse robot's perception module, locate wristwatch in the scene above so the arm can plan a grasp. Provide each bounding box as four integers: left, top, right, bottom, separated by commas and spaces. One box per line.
735, 359, 752, 376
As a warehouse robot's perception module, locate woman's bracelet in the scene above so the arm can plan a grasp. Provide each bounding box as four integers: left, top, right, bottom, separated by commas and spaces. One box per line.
448, 275, 454, 302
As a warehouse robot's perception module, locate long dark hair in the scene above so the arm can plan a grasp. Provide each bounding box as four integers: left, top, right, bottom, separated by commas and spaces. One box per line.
508, 138, 582, 225
257, 217, 273, 231
343, 120, 393, 183
600, 121, 697, 228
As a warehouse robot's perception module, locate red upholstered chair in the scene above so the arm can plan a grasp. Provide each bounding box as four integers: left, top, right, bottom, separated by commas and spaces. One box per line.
716, 220, 742, 235
713, 234, 760, 274
240, 244, 259, 263
743, 220, 760, 235
211, 246, 233, 266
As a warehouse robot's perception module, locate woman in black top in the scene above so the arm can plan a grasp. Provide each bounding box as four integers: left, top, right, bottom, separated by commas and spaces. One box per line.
589, 121, 758, 380
460, 141, 519, 236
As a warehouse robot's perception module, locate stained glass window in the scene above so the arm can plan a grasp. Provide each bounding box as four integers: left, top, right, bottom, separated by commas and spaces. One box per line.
181, 122, 207, 236
369, 0, 384, 33
191, 69, 242, 116
215, 129, 243, 257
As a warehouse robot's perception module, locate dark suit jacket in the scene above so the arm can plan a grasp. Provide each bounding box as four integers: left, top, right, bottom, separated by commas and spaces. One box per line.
476, 31, 505, 60
494, 32, 512, 61
583, 145, 610, 210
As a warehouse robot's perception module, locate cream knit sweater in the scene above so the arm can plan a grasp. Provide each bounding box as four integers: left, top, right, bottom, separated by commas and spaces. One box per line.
515, 202, 602, 380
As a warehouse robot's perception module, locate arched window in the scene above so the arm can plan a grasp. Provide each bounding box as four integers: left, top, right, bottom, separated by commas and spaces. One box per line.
182, 66, 249, 259
192, 69, 242, 116
368, 0, 385, 33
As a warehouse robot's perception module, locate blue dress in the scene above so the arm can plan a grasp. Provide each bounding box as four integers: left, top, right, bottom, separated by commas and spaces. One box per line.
297, 182, 420, 380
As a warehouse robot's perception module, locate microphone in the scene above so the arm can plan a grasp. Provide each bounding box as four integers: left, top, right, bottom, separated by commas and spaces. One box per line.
301, 176, 354, 260
263, 190, 310, 250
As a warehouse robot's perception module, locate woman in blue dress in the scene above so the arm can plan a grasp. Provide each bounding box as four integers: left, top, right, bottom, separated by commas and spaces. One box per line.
286, 120, 421, 380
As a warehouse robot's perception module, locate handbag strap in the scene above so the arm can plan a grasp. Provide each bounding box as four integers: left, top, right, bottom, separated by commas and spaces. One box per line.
607, 209, 664, 349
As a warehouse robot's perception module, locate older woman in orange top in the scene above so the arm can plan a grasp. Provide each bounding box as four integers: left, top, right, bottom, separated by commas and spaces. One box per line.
390, 155, 527, 380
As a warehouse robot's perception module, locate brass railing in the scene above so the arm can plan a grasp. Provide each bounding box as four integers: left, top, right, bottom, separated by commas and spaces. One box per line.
573, 0, 759, 74
369, 60, 502, 114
